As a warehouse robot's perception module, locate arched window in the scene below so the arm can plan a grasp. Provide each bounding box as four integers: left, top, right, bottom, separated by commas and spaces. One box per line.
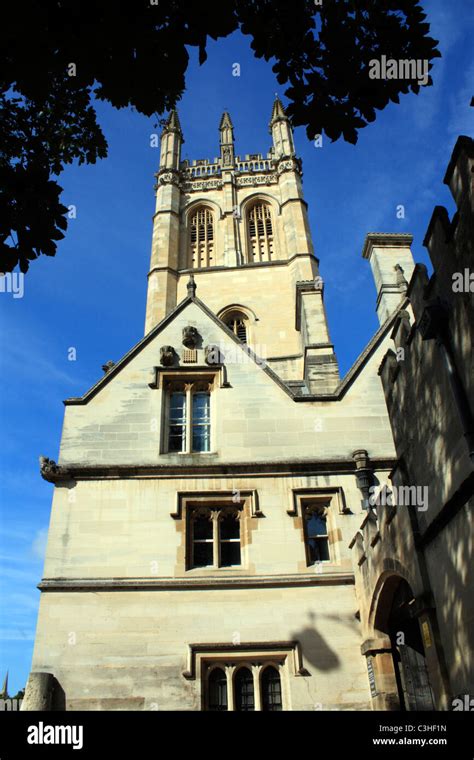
208, 667, 228, 711
261, 666, 282, 711
190, 207, 214, 268
248, 202, 274, 262
234, 667, 255, 711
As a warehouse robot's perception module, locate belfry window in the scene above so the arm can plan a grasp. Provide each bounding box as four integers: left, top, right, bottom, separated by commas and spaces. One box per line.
190, 207, 214, 268
226, 317, 247, 343
248, 202, 274, 262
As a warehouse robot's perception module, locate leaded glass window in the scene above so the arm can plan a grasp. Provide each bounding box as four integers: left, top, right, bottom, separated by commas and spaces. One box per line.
235, 667, 255, 711
188, 506, 241, 569
208, 668, 228, 711
261, 666, 282, 711
166, 380, 212, 454
168, 392, 186, 452
192, 392, 210, 452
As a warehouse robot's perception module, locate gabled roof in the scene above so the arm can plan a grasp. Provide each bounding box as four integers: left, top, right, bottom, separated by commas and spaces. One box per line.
64, 294, 294, 405
64, 288, 409, 407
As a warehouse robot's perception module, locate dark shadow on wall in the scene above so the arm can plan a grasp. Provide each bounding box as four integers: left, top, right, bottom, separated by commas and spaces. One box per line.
291, 611, 341, 672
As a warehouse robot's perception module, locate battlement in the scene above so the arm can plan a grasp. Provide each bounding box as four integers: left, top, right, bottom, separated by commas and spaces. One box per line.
179, 152, 276, 179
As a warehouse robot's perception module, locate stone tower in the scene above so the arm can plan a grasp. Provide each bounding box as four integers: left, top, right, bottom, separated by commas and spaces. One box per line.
145, 97, 339, 394
23, 99, 428, 713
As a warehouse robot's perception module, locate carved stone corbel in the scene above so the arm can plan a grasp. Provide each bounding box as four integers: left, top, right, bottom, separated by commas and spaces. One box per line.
39, 456, 69, 483
160, 346, 176, 367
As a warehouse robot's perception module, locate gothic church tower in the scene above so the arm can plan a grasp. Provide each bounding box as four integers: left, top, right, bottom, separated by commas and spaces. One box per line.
145, 97, 339, 394
22, 97, 417, 713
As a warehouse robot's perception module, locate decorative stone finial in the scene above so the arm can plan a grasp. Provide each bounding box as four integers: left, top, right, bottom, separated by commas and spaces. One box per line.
187, 275, 196, 298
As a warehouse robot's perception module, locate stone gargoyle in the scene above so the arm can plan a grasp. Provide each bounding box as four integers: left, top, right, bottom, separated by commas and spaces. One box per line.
39, 456, 61, 482
160, 346, 176, 367
182, 326, 200, 349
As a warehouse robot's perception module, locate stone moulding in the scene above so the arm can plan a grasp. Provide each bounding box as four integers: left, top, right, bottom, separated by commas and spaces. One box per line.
170, 489, 263, 519
287, 486, 349, 516
36, 457, 397, 484
37, 572, 355, 593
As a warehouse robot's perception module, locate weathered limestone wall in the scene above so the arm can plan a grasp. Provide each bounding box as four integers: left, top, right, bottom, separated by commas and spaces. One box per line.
41, 473, 383, 580
352, 136, 474, 710
30, 585, 371, 711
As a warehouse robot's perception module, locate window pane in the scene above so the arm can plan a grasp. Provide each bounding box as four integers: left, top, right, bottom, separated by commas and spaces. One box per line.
308, 537, 330, 563
219, 513, 239, 540
169, 393, 186, 422
235, 668, 254, 711
168, 426, 185, 452
192, 393, 210, 422
193, 515, 213, 540
192, 393, 210, 452
192, 426, 210, 452
208, 668, 227, 711
307, 512, 327, 538
193, 541, 213, 568
262, 666, 282, 711
169, 392, 186, 452
220, 541, 241, 567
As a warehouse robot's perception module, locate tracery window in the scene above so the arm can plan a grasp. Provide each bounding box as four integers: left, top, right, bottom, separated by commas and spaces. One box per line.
189, 505, 241, 569
248, 202, 274, 262
203, 659, 285, 711
190, 207, 214, 268
167, 380, 212, 453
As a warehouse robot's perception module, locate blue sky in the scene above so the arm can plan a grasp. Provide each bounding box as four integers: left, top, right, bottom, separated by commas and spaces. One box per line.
0, 0, 472, 695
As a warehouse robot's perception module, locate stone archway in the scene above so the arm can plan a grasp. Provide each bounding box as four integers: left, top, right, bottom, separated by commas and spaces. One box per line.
369, 574, 435, 711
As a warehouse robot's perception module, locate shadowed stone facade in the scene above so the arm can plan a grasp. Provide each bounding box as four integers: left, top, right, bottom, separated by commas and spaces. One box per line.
22, 105, 470, 711
351, 135, 474, 711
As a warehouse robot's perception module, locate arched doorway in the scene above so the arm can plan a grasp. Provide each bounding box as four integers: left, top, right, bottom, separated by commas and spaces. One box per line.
373, 576, 435, 711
